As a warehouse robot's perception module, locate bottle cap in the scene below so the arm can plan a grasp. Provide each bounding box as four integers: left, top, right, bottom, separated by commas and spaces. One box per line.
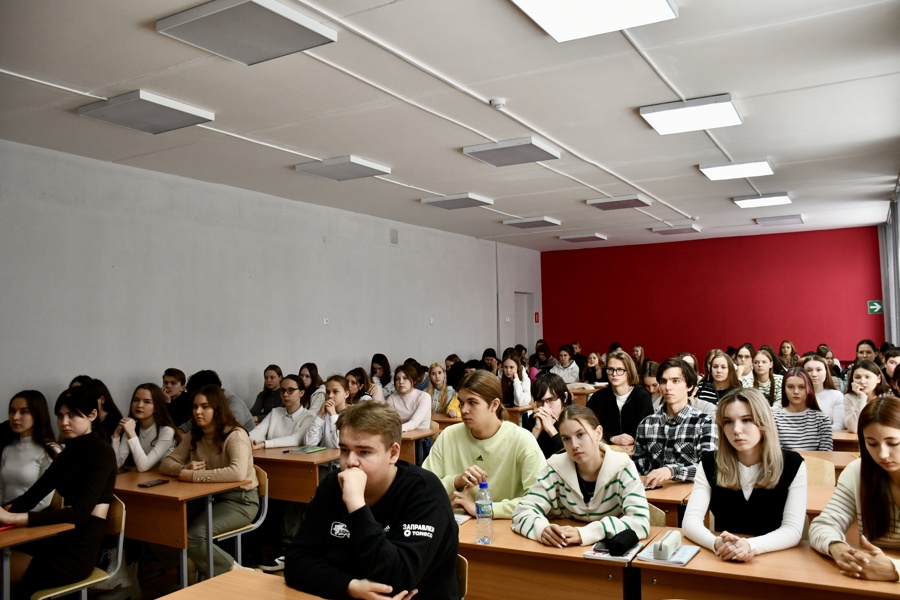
479, 481, 488, 488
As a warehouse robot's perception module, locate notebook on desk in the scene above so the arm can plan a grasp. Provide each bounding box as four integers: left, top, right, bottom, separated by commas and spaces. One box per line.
635, 543, 700, 565
583, 541, 643, 563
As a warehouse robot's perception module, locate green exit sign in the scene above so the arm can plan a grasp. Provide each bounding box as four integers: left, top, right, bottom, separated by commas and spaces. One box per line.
868, 300, 883, 314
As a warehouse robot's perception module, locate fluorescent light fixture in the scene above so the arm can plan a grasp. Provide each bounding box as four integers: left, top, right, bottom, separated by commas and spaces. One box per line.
294, 156, 390, 181
78, 90, 213, 134
157, 0, 337, 66
651, 224, 702, 235
503, 217, 561, 229
587, 194, 652, 210
640, 94, 741, 135
700, 158, 773, 181
756, 214, 804, 227
420, 193, 493, 210
510, 0, 678, 42
559, 233, 608, 242
463, 136, 560, 167
733, 193, 791, 209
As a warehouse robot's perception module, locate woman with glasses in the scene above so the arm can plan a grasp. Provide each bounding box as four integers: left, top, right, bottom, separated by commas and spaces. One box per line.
587, 350, 652, 446
249, 374, 314, 450
735, 344, 755, 378
522, 373, 572, 458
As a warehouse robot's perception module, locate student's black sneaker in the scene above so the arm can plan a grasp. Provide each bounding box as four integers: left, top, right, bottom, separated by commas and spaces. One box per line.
256, 556, 285, 573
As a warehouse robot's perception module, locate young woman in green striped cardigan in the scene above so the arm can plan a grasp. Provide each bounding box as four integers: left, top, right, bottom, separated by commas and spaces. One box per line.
511, 405, 650, 547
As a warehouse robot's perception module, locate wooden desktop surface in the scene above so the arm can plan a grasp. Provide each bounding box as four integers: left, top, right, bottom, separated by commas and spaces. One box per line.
798, 450, 857, 477
639, 527, 898, 600
252, 448, 340, 503
159, 568, 320, 600
806, 485, 836, 518
0, 523, 74, 549
458, 519, 662, 600
831, 429, 860, 453
569, 385, 602, 406
431, 413, 461, 431
114, 470, 250, 548
504, 403, 534, 425
400, 429, 433, 464
642, 478, 693, 527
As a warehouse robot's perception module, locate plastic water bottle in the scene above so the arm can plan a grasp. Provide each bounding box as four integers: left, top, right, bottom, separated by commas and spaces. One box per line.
475, 481, 493, 545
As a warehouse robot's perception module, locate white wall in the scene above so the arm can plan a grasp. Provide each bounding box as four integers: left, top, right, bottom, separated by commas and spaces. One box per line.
0, 140, 542, 413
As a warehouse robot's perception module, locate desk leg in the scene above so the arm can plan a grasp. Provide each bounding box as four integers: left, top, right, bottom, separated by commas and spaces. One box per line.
3, 547, 10, 600
206, 495, 214, 579
179, 549, 188, 589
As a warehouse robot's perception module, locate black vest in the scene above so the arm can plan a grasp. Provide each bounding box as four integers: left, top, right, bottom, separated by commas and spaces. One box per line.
703, 449, 803, 536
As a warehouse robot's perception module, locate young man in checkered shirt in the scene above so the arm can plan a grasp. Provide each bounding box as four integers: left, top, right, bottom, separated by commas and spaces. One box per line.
634, 357, 717, 488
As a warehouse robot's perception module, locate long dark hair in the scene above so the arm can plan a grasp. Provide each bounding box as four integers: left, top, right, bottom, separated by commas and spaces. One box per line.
84, 379, 124, 422
299, 362, 324, 401
129, 383, 176, 444
370, 354, 392, 384
189, 385, 243, 453
858, 396, 900, 540
0, 390, 59, 459
346, 368, 374, 403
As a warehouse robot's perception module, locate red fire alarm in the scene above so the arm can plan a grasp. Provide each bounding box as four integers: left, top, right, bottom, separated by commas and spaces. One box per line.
534, 312, 540, 323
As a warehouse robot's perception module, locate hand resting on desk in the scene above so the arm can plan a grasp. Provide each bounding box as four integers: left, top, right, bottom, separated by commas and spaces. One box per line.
829, 535, 900, 581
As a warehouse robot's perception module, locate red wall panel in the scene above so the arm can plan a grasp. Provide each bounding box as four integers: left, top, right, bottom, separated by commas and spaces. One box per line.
541, 227, 884, 365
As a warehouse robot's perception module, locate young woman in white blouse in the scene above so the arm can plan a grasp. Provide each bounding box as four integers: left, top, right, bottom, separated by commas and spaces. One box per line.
801, 355, 845, 430
845, 360, 891, 433
304, 376, 351, 449
112, 383, 176, 471
345, 368, 380, 403
809, 395, 900, 581
740, 349, 783, 407
773, 368, 833, 451
735, 344, 754, 378
250, 374, 315, 450
549, 344, 579, 384
683, 388, 807, 561
0, 391, 60, 511
499, 352, 531, 407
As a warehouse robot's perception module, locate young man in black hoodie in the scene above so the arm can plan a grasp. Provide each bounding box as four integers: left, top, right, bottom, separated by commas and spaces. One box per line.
284, 402, 458, 600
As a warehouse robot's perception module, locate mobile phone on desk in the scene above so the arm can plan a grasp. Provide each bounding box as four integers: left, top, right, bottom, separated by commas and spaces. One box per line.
138, 479, 169, 488
644, 483, 663, 490
117, 467, 131, 474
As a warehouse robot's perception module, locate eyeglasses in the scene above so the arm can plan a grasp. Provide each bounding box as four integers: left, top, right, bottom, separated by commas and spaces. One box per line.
535, 396, 563, 405
281, 387, 300, 395
606, 367, 626, 376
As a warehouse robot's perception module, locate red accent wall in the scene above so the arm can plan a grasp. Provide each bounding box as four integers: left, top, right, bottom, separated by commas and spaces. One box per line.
541, 227, 884, 364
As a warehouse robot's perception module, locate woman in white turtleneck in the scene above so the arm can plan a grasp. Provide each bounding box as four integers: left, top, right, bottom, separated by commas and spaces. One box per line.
386, 364, 432, 465
0, 390, 60, 511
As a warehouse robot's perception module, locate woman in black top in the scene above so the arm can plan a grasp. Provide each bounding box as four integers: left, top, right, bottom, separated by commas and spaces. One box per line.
82, 378, 123, 442
0, 386, 117, 599
521, 373, 571, 458
586, 350, 652, 446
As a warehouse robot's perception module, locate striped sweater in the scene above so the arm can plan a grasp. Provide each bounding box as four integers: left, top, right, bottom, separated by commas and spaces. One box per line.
511, 445, 650, 545
773, 409, 833, 451
809, 459, 900, 578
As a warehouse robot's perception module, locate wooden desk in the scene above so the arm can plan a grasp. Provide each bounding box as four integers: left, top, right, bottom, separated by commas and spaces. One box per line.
115, 470, 250, 585
569, 385, 602, 406
1, 523, 74, 600
504, 403, 534, 425
642, 479, 693, 526
798, 450, 857, 478
639, 527, 898, 599
252, 448, 340, 502
831, 430, 859, 453
458, 520, 660, 600
159, 568, 321, 600
431, 413, 461, 431
400, 429, 433, 465
807, 485, 836, 518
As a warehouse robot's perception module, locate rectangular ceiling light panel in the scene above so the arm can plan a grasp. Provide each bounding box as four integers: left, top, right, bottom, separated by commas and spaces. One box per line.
559, 233, 608, 242
78, 90, 213, 134
587, 194, 652, 210
421, 193, 493, 210
640, 94, 741, 135
294, 155, 390, 181
503, 217, 561, 229
733, 193, 791, 209
463, 137, 560, 167
700, 158, 773, 181
510, 0, 678, 42
157, 0, 337, 66
651, 224, 702, 235
756, 214, 804, 227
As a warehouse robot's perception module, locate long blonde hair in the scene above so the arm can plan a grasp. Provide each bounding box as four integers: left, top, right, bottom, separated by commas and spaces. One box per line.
715, 388, 783, 490
427, 363, 450, 412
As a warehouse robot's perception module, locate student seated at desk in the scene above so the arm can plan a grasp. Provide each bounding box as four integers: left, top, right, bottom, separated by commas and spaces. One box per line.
346, 367, 378, 403
179, 370, 256, 434
299, 363, 326, 416
740, 349, 783, 408
682, 388, 807, 561
386, 366, 432, 465
512, 405, 650, 547
802, 355, 846, 430
305, 375, 351, 449
809, 396, 900, 582
427, 363, 458, 417
160, 385, 259, 579
521, 372, 571, 458
499, 351, 531, 407
0, 390, 60, 512
249, 364, 283, 423
0, 386, 117, 599
111, 383, 176, 471
634, 358, 717, 488
250, 374, 314, 450
844, 360, 890, 433
284, 402, 458, 600
549, 344, 579, 384
587, 350, 652, 446
773, 369, 833, 451
695, 350, 742, 406
422, 370, 545, 518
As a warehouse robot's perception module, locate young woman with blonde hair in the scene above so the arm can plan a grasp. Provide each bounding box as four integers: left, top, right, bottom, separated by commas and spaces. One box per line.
512, 405, 650, 547
427, 363, 459, 417
696, 350, 742, 405
682, 388, 807, 561
740, 348, 783, 407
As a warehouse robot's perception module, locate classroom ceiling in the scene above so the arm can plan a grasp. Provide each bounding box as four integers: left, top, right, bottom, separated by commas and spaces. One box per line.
1, 0, 899, 251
